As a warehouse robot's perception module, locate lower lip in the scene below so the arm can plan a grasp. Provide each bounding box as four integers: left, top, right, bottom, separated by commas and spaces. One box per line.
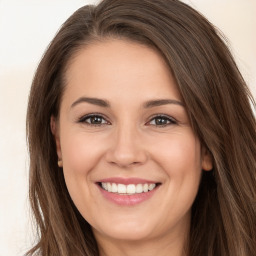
98, 185, 159, 206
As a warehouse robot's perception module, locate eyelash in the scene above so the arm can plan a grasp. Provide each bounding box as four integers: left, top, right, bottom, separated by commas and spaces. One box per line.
78, 113, 177, 127
146, 114, 177, 127
78, 113, 110, 126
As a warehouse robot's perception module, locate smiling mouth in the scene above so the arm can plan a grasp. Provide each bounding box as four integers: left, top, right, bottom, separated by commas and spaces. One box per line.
98, 182, 161, 195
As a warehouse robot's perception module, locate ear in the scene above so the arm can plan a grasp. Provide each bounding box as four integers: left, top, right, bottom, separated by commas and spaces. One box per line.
201, 146, 213, 171
50, 115, 62, 160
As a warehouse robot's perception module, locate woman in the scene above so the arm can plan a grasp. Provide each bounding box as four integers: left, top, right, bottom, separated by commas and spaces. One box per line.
26, 0, 256, 255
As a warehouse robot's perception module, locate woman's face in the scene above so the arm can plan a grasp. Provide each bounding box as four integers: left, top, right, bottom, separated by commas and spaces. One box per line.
52, 39, 212, 243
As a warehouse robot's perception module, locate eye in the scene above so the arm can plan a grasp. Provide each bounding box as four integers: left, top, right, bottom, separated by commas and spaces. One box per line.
147, 115, 177, 127
78, 114, 110, 126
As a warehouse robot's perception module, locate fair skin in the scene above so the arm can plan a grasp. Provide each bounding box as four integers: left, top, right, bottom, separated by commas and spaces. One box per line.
51, 39, 212, 256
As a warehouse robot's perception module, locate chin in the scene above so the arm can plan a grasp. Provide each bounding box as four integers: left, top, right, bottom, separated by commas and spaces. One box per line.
93, 218, 157, 241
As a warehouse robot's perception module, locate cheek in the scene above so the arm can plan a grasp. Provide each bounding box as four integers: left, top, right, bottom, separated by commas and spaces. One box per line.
149, 130, 202, 202
59, 129, 107, 207
59, 129, 107, 215
150, 131, 202, 173
60, 130, 106, 175
150, 132, 202, 221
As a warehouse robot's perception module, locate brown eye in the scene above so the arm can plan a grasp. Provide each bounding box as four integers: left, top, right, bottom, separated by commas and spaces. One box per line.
88, 116, 104, 124
148, 115, 176, 126
79, 115, 109, 125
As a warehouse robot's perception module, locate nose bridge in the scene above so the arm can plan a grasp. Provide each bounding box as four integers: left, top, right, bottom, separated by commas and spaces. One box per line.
106, 120, 147, 167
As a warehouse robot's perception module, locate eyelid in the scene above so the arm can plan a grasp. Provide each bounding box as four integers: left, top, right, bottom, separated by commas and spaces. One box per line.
76, 113, 177, 127
77, 113, 111, 125
146, 114, 178, 126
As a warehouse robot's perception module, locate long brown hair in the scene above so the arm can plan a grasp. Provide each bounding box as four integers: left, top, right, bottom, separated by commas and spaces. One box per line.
26, 0, 256, 255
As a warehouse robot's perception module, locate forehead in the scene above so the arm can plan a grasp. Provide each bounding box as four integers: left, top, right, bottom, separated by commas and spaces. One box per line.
63, 39, 181, 104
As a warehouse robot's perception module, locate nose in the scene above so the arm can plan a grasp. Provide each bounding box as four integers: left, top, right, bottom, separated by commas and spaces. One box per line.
105, 124, 148, 168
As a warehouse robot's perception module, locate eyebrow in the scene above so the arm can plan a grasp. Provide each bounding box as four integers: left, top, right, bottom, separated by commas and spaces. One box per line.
70, 97, 184, 109
71, 97, 110, 108
143, 99, 184, 108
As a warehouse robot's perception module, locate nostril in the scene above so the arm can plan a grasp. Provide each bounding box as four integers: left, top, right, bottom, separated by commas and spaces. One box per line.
106, 146, 148, 168
108, 160, 143, 168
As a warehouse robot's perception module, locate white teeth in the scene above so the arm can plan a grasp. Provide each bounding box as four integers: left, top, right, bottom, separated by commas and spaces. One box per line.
101, 182, 157, 194
143, 184, 148, 192
107, 183, 112, 192
112, 183, 118, 193
136, 184, 143, 193
148, 184, 156, 191
127, 184, 136, 194
102, 182, 107, 190
117, 184, 126, 194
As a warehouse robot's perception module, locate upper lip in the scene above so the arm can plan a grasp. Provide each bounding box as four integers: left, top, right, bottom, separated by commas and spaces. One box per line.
97, 177, 160, 185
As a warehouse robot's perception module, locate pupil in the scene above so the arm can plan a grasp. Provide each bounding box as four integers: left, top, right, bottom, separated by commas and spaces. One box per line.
156, 117, 167, 125
91, 116, 102, 124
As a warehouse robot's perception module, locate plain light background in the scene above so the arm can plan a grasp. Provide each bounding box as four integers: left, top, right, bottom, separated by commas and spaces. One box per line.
0, 0, 255, 255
